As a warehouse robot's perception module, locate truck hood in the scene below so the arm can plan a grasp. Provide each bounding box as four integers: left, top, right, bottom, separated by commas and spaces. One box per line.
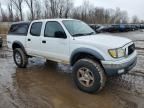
74, 34, 132, 48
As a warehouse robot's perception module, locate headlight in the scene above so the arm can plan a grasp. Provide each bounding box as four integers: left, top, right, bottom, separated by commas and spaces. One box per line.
108, 48, 125, 58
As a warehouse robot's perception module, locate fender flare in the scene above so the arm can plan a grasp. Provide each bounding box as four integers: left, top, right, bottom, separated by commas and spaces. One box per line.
12, 41, 27, 54
70, 48, 105, 65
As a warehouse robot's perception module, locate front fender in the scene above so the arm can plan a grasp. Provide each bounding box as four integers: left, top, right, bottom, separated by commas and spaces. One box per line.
70, 48, 105, 65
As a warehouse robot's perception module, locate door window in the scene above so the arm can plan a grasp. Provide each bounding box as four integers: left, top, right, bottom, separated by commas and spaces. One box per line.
30, 22, 42, 36
44, 21, 66, 38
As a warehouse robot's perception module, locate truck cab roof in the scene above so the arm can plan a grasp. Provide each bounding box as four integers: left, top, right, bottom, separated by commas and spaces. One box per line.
30, 18, 78, 23
11, 21, 31, 25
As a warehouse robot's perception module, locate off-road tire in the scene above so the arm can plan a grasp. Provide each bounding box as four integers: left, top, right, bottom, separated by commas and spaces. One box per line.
72, 58, 106, 93
13, 48, 28, 68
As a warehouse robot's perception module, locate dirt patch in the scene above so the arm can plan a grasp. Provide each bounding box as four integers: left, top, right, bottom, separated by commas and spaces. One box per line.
0, 54, 144, 108
0, 57, 124, 108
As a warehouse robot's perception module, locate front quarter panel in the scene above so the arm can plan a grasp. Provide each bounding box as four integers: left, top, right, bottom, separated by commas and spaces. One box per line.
70, 39, 114, 62
70, 41, 109, 63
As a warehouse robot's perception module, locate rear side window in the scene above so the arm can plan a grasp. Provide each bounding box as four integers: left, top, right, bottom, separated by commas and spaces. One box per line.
8, 23, 29, 36
30, 22, 42, 36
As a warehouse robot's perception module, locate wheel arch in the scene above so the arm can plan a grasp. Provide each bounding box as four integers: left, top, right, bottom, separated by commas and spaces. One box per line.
12, 41, 27, 55
70, 48, 105, 66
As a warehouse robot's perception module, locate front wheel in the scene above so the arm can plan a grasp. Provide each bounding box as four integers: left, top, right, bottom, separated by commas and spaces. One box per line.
72, 59, 106, 93
13, 48, 28, 68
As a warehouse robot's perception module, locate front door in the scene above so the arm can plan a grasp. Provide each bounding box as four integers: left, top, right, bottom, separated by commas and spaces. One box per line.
40, 21, 69, 63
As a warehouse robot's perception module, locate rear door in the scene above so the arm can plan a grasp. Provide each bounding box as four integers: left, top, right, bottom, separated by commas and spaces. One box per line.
26, 22, 43, 56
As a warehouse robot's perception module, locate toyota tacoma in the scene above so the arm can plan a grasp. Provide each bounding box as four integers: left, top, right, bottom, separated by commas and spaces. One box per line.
7, 19, 137, 93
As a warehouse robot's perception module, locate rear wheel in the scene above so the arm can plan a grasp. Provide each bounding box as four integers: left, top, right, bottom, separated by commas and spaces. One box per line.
13, 48, 28, 68
72, 59, 106, 93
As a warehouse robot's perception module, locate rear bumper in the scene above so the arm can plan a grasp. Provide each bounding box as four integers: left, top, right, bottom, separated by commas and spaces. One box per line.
101, 51, 137, 77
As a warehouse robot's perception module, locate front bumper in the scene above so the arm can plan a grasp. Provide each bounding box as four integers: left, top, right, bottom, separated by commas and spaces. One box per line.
101, 51, 137, 76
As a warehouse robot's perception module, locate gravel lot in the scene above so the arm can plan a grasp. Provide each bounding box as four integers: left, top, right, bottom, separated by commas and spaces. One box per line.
0, 31, 144, 108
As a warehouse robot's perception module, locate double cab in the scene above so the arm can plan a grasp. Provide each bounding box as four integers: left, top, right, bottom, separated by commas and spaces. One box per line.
7, 19, 137, 93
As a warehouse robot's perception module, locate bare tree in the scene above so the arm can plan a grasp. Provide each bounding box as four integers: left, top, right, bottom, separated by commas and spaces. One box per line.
140, 20, 144, 24
64, 0, 73, 18
44, 0, 73, 18
49, 0, 58, 18
132, 15, 139, 24
0, 3, 9, 22
120, 11, 129, 24
24, 0, 35, 20
44, 0, 56, 18
44, 0, 50, 18
0, 0, 140, 24
7, 1, 14, 21
34, 0, 42, 19
56, 0, 73, 18
71, 2, 129, 24
10, 0, 24, 21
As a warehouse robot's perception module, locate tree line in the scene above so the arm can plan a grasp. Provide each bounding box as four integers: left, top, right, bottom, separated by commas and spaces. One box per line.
0, 0, 143, 24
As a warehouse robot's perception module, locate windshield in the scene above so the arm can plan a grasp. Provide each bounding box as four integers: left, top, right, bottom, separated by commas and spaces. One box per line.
63, 20, 96, 37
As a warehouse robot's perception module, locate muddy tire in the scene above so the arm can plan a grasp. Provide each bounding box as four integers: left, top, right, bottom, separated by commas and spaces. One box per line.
72, 59, 106, 93
13, 48, 28, 68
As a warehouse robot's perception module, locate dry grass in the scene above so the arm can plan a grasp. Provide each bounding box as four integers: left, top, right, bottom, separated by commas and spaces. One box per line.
0, 23, 10, 39
0, 27, 9, 34
0, 29, 8, 39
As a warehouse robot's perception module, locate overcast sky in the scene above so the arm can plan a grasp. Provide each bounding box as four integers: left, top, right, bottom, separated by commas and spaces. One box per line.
1, 0, 144, 20
74, 0, 144, 20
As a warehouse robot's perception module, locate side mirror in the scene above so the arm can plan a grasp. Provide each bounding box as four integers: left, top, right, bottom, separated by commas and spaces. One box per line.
55, 31, 67, 39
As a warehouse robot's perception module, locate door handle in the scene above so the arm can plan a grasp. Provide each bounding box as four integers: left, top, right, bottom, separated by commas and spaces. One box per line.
28, 39, 31, 41
42, 40, 46, 43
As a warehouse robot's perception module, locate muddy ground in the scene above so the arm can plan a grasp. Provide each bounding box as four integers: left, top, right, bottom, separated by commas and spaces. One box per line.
0, 31, 144, 108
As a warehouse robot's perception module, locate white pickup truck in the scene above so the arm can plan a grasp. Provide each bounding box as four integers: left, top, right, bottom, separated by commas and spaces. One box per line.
7, 19, 137, 93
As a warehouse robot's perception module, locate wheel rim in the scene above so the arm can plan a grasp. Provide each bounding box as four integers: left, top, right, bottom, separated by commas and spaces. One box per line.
77, 67, 95, 87
15, 52, 21, 64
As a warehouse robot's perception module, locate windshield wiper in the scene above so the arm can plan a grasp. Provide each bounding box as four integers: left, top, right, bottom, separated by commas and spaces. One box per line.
85, 32, 95, 35
72, 32, 95, 37
72, 33, 86, 37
